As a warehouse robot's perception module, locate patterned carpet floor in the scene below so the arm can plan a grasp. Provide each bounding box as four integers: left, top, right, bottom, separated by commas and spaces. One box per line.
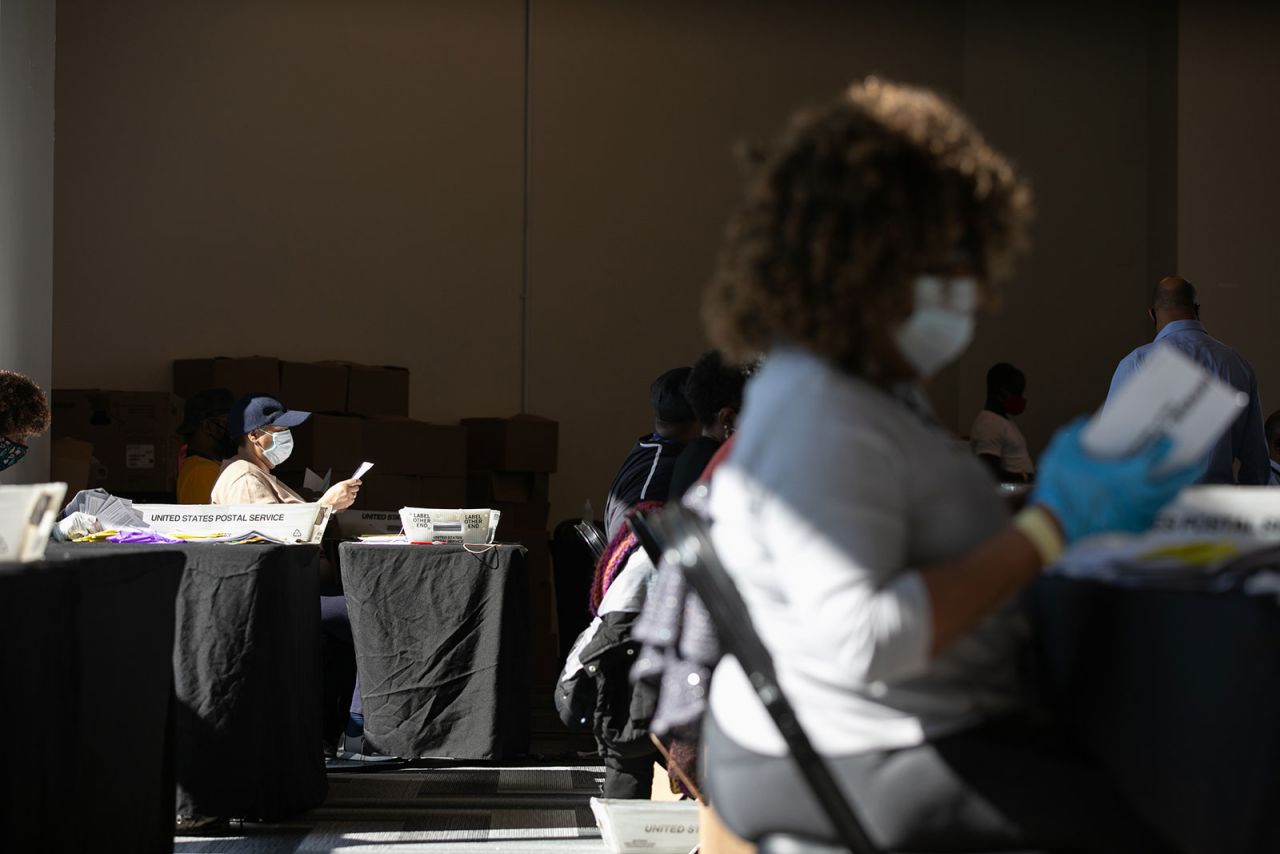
174, 765, 610, 853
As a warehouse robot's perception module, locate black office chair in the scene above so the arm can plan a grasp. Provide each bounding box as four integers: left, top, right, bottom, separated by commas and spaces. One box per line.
648, 505, 1046, 854
572, 519, 608, 563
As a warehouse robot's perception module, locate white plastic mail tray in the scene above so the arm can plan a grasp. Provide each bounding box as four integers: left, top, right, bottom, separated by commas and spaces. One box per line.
134, 502, 333, 544
0, 482, 68, 563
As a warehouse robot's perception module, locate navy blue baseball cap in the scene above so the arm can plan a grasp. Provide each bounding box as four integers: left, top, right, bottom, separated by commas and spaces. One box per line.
226, 393, 311, 439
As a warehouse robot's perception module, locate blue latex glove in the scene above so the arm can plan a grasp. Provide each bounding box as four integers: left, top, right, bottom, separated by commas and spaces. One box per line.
1031, 418, 1207, 544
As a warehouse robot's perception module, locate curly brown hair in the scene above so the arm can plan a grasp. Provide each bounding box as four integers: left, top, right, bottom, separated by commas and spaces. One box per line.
0, 370, 51, 440
704, 77, 1032, 377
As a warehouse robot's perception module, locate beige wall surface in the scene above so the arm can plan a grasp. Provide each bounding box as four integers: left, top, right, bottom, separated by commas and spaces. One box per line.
948, 2, 1176, 455
1, 0, 56, 484
54, 0, 527, 423
527, 0, 964, 521
1178, 1, 1280, 419
52, 1, 1266, 524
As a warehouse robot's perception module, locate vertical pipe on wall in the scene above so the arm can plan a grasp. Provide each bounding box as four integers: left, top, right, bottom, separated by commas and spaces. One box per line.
1145, 0, 1179, 312
520, 0, 533, 413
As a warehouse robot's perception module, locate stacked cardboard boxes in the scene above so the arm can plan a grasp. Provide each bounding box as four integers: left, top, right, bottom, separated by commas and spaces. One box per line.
463, 415, 560, 686
50, 390, 182, 497
355, 417, 466, 511
174, 357, 409, 417
174, 357, 452, 509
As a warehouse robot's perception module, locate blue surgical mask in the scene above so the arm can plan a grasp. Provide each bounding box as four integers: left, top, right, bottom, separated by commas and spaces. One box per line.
0, 438, 28, 471
260, 429, 294, 467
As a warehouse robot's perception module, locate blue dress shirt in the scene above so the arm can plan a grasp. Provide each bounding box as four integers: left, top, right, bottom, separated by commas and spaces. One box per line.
1107, 319, 1269, 485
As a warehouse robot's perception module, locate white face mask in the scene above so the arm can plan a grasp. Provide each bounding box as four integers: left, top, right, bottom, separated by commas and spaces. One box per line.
259, 428, 294, 467
894, 275, 978, 378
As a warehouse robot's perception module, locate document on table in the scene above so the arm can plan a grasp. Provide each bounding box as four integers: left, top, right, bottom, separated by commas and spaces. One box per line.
1082, 343, 1247, 475
352, 461, 374, 480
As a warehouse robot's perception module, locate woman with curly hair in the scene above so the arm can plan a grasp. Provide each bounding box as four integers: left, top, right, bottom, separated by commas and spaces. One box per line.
699, 79, 1193, 850
0, 370, 52, 471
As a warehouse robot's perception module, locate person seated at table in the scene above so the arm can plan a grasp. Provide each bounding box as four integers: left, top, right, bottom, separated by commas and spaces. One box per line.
0, 369, 51, 474
698, 77, 1195, 851
212, 393, 360, 508
176, 388, 234, 504
1266, 411, 1280, 486
213, 393, 365, 752
602, 367, 700, 539
970, 361, 1035, 483
667, 350, 751, 500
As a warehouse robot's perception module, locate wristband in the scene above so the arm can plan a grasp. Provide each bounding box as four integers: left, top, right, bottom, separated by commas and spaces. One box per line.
1014, 505, 1065, 566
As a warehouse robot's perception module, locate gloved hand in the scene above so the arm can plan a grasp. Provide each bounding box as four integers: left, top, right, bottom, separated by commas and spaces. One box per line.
53, 511, 104, 542
1031, 418, 1206, 544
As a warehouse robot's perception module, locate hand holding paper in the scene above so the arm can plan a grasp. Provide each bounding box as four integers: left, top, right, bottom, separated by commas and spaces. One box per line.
321, 478, 362, 513
1082, 344, 1246, 475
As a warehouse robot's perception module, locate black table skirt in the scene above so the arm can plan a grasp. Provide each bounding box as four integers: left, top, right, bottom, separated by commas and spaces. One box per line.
1032, 577, 1280, 853
0, 548, 183, 854
339, 542, 530, 760
55, 542, 328, 821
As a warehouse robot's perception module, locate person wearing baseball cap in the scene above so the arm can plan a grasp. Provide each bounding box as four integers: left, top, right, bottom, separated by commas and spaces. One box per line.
208, 392, 365, 763
210, 393, 361, 510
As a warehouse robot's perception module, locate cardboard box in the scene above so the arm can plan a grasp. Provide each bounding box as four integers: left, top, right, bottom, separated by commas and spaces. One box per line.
274, 413, 364, 476
461, 415, 559, 473
53, 389, 181, 437
495, 501, 551, 537
358, 474, 466, 512
339, 362, 410, 417
174, 356, 281, 399
51, 438, 94, 497
362, 417, 465, 477
279, 361, 349, 414
467, 470, 550, 505
51, 390, 181, 495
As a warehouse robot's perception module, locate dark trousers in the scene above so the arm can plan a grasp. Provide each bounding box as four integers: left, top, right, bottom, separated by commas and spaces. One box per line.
320, 593, 361, 743
603, 750, 660, 799
702, 713, 1173, 853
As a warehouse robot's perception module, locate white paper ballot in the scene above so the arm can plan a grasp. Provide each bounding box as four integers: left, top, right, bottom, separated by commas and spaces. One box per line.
304, 468, 332, 494
352, 461, 374, 480
1083, 344, 1248, 475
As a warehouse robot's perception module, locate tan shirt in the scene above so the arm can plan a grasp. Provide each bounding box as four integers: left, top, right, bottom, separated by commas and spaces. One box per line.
211, 459, 304, 505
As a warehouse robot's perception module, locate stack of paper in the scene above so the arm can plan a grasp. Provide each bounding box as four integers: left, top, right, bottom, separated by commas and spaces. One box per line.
63, 488, 148, 529
1051, 486, 1280, 590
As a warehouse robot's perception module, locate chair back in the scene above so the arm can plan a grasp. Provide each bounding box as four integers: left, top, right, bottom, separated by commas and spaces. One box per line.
650, 504, 880, 854
573, 519, 608, 563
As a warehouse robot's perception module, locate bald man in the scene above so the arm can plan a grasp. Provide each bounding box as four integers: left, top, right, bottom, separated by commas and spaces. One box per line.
1107, 276, 1269, 484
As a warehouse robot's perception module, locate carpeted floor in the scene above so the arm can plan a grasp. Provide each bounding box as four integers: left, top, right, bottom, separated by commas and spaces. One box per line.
174, 765, 610, 853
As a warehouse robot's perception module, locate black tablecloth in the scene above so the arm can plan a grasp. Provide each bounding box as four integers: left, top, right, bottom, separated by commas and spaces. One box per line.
56, 542, 328, 821
1032, 577, 1280, 853
339, 542, 530, 759
0, 547, 183, 854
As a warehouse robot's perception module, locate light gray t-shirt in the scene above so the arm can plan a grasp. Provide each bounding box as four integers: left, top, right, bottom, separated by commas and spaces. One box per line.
970, 409, 1035, 476
708, 347, 1027, 757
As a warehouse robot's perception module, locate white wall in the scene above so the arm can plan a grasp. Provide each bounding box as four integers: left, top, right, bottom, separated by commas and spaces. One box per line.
0, 0, 55, 484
